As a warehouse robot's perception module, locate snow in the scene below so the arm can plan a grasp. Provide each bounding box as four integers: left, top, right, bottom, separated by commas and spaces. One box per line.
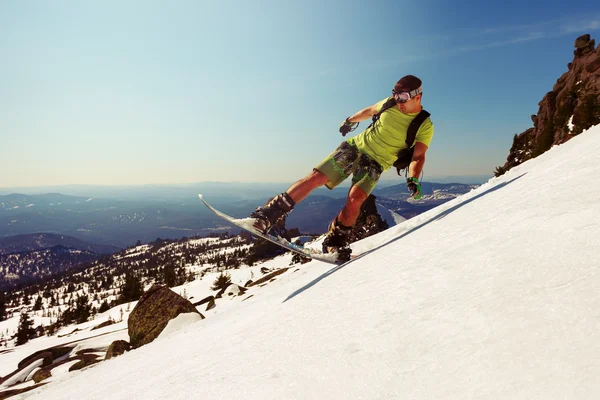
3, 125, 600, 399
568, 115, 575, 132
156, 313, 204, 340
388, 210, 406, 224
0, 306, 131, 377
0, 359, 43, 388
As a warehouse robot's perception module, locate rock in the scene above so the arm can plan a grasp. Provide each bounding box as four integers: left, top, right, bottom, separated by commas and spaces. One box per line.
32, 369, 52, 383
105, 340, 131, 360
91, 320, 115, 331
574, 34, 594, 56
205, 298, 216, 311
192, 295, 214, 307
585, 53, 600, 73
17, 351, 53, 371
128, 284, 204, 348
348, 194, 389, 243
531, 114, 538, 128
496, 34, 600, 176
17, 346, 72, 370
247, 268, 290, 287
68, 354, 101, 371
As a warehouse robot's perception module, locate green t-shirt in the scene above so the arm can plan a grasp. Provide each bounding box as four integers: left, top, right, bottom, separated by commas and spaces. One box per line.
348, 98, 434, 170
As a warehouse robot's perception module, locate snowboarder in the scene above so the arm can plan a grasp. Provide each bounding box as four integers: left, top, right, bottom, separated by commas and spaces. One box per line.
250, 75, 435, 260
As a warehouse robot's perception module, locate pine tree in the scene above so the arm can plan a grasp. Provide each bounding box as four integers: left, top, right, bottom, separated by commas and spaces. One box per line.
98, 300, 110, 313
33, 296, 43, 311
163, 263, 177, 287
0, 291, 6, 322
119, 273, 144, 303
16, 312, 35, 346
211, 272, 232, 291
73, 295, 91, 324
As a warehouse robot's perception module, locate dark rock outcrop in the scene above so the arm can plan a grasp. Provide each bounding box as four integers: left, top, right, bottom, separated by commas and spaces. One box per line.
205, 297, 216, 311
32, 369, 52, 384
105, 340, 131, 360
496, 34, 600, 176
128, 284, 204, 349
17, 346, 73, 370
348, 194, 389, 243
192, 295, 215, 307
91, 320, 115, 331
68, 353, 102, 371
247, 268, 290, 287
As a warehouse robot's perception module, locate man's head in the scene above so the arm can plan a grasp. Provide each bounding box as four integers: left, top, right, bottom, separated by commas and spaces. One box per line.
393, 74, 423, 113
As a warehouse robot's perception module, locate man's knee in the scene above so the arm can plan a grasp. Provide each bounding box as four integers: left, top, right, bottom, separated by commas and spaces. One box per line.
347, 187, 368, 209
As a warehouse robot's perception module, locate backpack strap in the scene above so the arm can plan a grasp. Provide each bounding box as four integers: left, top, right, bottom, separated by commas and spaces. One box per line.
406, 109, 430, 147
393, 109, 430, 176
367, 97, 397, 131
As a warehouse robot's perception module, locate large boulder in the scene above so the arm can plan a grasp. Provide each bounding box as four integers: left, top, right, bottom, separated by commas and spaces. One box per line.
574, 34, 595, 57
128, 284, 204, 349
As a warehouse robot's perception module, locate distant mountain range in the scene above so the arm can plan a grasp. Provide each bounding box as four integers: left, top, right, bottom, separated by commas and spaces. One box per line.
0, 181, 480, 249
0, 233, 120, 255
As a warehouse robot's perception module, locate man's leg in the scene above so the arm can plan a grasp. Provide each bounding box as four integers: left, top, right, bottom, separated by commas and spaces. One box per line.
251, 169, 329, 233
252, 141, 355, 233
322, 154, 380, 258
322, 186, 368, 257
286, 169, 329, 204
337, 185, 368, 227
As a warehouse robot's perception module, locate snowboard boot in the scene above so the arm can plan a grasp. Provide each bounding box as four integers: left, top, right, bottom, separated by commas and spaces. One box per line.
322, 217, 353, 262
250, 192, 295, 233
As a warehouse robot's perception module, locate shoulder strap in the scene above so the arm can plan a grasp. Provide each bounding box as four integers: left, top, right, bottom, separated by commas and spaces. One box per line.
406, 109, 430, 147
367, 97, 397, 130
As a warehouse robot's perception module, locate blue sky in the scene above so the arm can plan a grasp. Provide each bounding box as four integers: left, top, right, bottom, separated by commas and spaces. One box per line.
1, 0, 600, 187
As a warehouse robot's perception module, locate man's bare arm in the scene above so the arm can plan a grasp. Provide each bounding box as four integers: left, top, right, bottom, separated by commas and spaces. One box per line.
408, 142, 429, 179
346, 102, 381, 123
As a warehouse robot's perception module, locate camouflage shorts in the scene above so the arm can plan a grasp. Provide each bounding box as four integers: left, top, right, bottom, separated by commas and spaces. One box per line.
315, 141, 383, 195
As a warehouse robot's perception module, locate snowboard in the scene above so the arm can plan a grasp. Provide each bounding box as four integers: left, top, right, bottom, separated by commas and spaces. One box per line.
198, 194, 348, 264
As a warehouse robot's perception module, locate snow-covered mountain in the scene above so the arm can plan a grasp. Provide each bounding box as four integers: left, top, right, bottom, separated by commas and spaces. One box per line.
1, 123, 599, 399
0, 246, 100, 290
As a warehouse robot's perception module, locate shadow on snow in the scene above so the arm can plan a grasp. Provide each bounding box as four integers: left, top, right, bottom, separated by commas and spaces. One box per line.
283, 174, 526, 303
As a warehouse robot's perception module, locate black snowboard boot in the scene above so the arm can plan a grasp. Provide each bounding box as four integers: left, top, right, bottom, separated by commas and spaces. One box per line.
250, 192, 295, 233
322, 217, 353, 261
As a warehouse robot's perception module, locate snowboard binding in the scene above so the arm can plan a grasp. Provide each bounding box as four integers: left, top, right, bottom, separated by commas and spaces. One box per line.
251, 193, 295, 233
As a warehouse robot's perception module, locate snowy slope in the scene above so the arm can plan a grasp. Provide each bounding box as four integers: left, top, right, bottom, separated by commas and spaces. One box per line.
17, 126, 600, 399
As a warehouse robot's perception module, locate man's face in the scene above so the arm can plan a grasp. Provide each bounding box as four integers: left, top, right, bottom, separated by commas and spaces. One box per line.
397, 94, 421, 113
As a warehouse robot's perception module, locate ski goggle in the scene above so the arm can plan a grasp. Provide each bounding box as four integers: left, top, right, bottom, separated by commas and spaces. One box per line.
392, 86, 422, 103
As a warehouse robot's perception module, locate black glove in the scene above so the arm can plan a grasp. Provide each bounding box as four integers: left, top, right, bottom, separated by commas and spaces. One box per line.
339, 118, 359, 136
406, 177, 422, 200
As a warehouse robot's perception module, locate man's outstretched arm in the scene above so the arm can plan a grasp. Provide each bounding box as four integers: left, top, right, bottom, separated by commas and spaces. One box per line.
346, 102, 381, 123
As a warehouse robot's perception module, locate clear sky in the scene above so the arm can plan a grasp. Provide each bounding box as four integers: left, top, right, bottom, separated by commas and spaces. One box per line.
1, 0, 600, 187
